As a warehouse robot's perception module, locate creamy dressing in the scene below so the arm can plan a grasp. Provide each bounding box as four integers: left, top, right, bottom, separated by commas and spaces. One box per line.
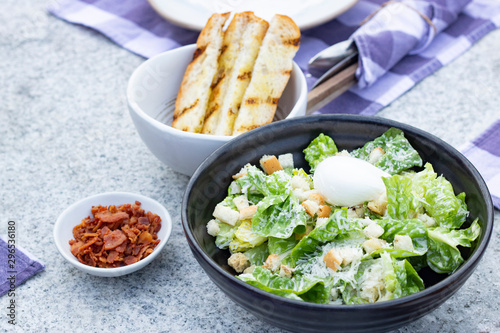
186, 0, 325, 21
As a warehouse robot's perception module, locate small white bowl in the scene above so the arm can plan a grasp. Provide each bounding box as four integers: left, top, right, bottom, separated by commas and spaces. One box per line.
54, 192, 172, 277
127, 44, 308, 176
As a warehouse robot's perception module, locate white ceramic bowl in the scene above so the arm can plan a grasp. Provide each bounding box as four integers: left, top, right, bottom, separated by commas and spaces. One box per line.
127, 44, 308, 176
54, 192, 172, 277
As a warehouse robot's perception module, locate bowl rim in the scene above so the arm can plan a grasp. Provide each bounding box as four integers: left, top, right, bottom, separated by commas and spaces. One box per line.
182, 113, 494, 309
126, 44, 308, 142
54, 191, 173, 276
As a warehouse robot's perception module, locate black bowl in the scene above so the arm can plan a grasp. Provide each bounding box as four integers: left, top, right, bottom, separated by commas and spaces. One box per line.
182, 115, 493, 333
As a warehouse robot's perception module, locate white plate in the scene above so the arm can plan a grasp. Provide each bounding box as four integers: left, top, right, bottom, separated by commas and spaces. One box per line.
148, 0, 359, 31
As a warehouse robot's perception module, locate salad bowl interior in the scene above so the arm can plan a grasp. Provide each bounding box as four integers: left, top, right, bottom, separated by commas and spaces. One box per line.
182, 114, 493, 332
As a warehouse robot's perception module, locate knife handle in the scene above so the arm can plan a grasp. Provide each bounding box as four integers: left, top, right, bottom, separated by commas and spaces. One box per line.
306, 63, 358, 115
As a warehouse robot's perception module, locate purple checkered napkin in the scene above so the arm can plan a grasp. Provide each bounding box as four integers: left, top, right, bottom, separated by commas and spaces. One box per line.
461, 120, 500, 210
0, 235, 45, 297
351, 0, 472, 88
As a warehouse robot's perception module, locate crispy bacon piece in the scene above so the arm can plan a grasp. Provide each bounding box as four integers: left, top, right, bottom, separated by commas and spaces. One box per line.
103, 230, 127, 250
69, 202, 162, 268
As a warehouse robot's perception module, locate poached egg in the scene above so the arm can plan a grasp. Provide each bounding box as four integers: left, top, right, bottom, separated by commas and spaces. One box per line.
313, 156, 389, 207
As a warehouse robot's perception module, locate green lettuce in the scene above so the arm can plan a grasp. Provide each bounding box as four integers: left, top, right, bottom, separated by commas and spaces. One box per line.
230, 220, 267, 252
342, 253, 423, 304
350, 128, 422, 175
238, 266, 333, 303
303, 133, 338, 172
377, 218, 429, 255
243, 243, 269, 266
252, 194, 307, 239
426, 219, 481, 273
385, 163, 468, 229
289, 209, 362, 266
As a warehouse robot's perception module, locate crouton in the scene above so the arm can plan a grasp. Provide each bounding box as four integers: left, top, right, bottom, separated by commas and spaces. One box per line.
362, 238, 388, 254
323, 249, 342, 271
259, 155, 283, 174
206, 219, 220, 236
239, 205, 258, 220
232, 163, 252, 179
228, 252, 250, 273
262, 254, 281, 272
317, 205, 331, 218
279, 265, 294, 278
394, 234, 415, 252
367, 192, 388, 216
338, 247, 360, 266
308, 192, 325, 205
301, 199, 319, 217
368, 147, 385, 165
363, 222, 384, 239
233, 195, 249, 210
213, 204, 239, 226
278, 153, 294, 169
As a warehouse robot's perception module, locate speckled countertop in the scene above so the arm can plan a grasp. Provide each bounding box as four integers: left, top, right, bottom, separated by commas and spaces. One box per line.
1, 1, 499, 332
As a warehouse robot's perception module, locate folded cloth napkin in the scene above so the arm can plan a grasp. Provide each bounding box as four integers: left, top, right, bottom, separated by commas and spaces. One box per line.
461, 119, 500, 210
0, 235, 45, 297
351, 0, 472, 88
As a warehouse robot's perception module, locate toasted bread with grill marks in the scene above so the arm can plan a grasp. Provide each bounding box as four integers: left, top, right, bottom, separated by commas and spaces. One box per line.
202, 12, 269, 136
172, 12, 230, 133
232, 15, 300, 136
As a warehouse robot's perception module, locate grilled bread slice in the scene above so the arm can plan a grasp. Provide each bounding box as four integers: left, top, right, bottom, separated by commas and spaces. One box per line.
172, 12, 230, 133
232, 15, 300, 136
202, 12, 269, 136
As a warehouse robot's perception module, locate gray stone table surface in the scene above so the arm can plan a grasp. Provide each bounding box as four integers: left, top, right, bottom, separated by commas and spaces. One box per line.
1, 0, 499, 332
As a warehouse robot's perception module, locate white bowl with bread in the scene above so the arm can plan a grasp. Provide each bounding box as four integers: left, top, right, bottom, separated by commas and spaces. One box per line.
127, 12, 307, 176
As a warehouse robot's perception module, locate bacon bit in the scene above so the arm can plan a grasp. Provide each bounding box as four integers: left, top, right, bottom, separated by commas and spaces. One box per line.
103, 230, 127, 250
107, 250, 119, 263
95, 211, 129, 223
124, 256, 139, 265
81, 233, 99, 239
138, 231, 153, 245
69, 202, 162, 268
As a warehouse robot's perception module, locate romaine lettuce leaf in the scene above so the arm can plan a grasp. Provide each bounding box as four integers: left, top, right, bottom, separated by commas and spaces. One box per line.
393, 258, 425, 297
350, 128, 422, 175
215, 222, 238, 249
303, 133, 338, 172
384, 175, 423, 220
289, 209, 362, 266
342, 253, 423, 304
238, 266, 333, 303
385, 163, 468, 230
252, 194, 307, 239
422, 170, 468, 229
243, 243, 269, 266
268, 236, 298, 256
377, 218, 428, 255
230, 220, 268, 252
426, 219, 481, 274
